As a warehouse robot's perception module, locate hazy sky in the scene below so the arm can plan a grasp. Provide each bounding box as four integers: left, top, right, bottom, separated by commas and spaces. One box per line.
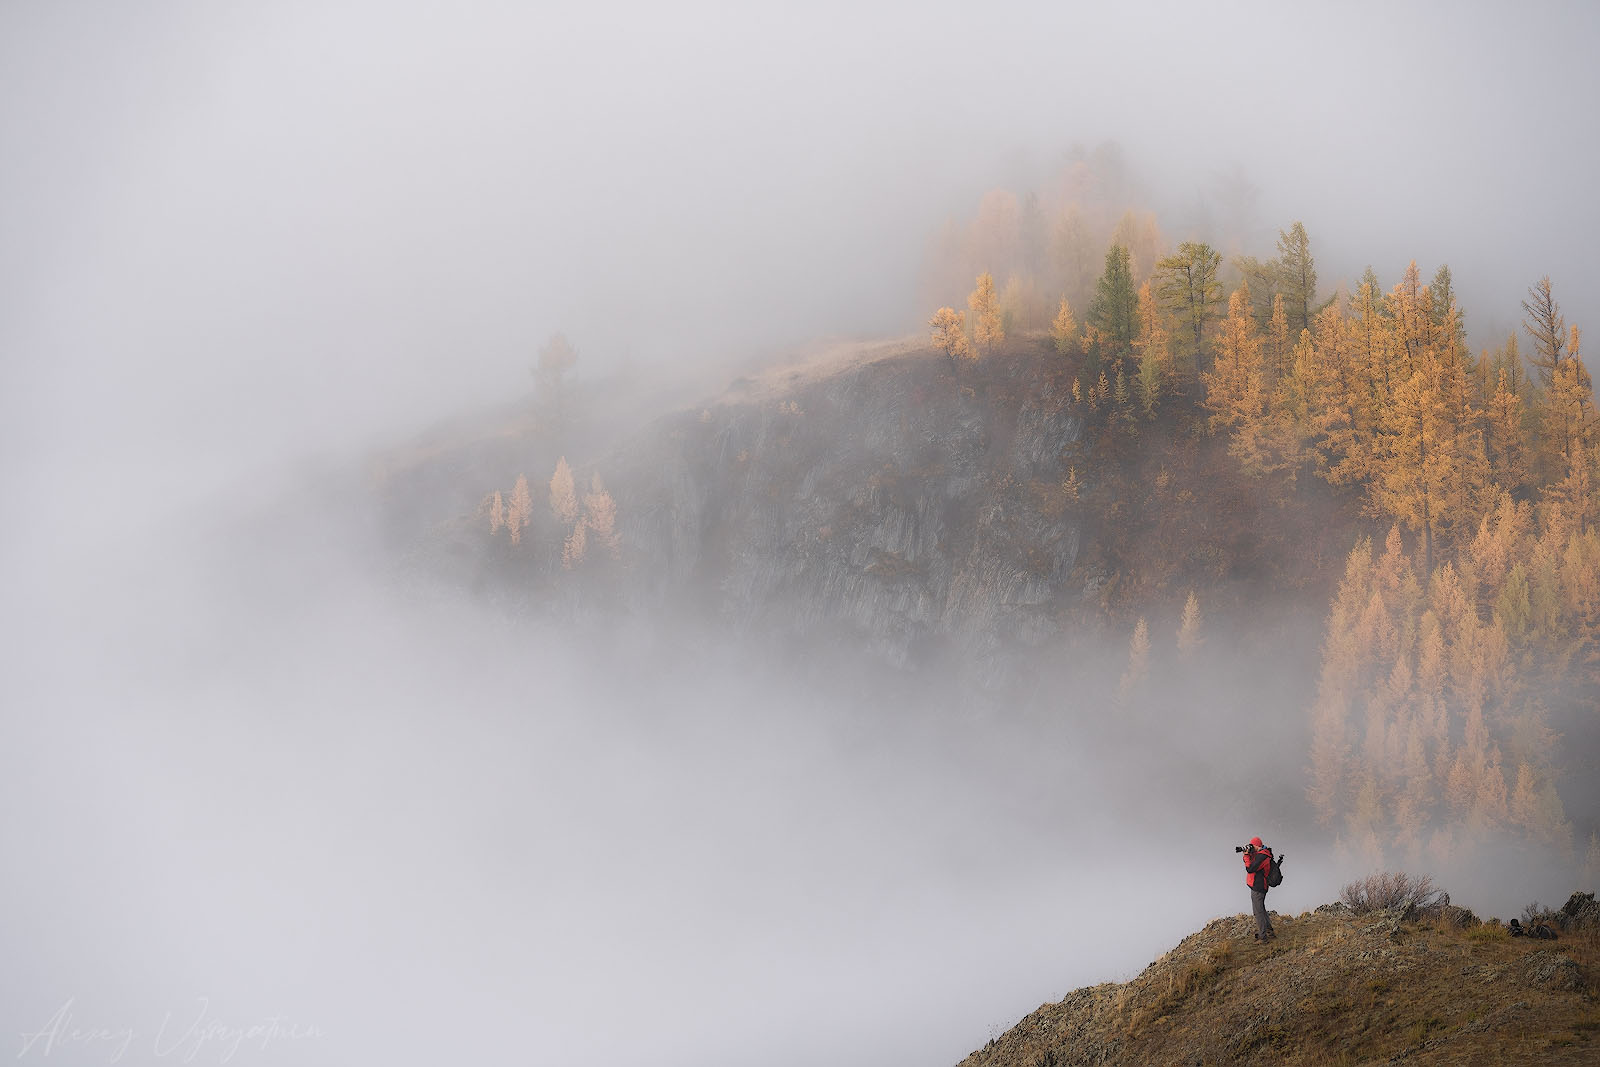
5, 1, 1598, 485
3, 4, 1598, 1065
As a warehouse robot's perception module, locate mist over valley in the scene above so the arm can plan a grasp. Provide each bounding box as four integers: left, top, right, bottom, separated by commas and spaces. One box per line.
5, 4, 1599, 1065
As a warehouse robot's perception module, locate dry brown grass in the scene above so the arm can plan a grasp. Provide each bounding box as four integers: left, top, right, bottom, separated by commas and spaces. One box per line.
958, 900, 1600, 1067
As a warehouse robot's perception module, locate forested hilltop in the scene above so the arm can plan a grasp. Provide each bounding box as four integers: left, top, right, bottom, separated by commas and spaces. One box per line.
920, 150, 1598, 876
380, 150, 1598, 884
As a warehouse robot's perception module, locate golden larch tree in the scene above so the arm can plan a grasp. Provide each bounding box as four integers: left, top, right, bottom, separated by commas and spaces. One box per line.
1539, 327, 1595, 528
583, 473, 620, 559
507, 474, 533, 547
562, 517, 587, 570
1521, 275, 1567, 387
1372, 356, 1460, 576
1202, 286, 1275, 475
1132, 281, 1170, 417
929, 307, 972, 361
1177, 590, 1203, 656
1267, 292, 1289, 381
549, 457, 578, 524
1486, 366, 1529, 493
1117, 617, 1150, 706
489, 490, 505, 535
1051, 297, 1079, 356
968, 272, 1004, 350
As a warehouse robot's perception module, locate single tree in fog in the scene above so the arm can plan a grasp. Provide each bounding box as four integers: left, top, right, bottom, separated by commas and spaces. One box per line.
549, 456, 578, 524
1521, 276, 1567, 387
929, 307, 972, 361
507, 475, 533, 546
969, 272, 1004, 351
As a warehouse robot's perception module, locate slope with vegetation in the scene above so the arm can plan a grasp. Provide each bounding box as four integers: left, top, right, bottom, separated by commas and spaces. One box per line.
957, 888, 1600, 1067
919, 146, 1600, 875
377, 145, 1598, 878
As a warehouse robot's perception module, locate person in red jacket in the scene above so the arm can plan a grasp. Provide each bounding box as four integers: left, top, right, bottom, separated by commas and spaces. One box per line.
1243, 836, 1275, 941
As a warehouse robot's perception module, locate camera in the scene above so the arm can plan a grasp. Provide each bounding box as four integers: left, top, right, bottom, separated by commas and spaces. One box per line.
1234, 845, 1248, 853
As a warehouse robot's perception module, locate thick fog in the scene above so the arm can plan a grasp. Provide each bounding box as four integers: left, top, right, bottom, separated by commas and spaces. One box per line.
4, 3, 1597, 1066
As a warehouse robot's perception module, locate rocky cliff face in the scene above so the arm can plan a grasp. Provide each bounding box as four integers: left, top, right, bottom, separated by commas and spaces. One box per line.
605, 339, 1083, 671
384, 333, 1353, 685
388, 338, 1093, 681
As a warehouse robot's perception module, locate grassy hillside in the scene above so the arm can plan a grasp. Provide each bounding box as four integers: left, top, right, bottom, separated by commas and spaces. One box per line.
957, 899, 1598, 1067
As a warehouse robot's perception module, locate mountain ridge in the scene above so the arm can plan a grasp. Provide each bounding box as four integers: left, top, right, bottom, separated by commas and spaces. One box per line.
956, 898, 1598, 1066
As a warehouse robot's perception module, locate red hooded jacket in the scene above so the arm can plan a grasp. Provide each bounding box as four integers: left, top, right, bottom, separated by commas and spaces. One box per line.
1244, 843, 1274, 891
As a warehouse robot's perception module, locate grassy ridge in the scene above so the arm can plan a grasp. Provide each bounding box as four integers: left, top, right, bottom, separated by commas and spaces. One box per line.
957, 902, 1599, 1066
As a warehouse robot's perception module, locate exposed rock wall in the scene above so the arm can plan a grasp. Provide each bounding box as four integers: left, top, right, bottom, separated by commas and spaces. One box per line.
604, 344, 1084, 671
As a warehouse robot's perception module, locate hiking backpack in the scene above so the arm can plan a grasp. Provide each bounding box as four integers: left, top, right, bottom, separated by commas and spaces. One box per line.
1267, 852, 1284, 888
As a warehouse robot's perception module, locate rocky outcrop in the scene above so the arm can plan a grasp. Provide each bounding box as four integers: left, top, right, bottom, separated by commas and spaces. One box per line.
603, 341, 1084, 671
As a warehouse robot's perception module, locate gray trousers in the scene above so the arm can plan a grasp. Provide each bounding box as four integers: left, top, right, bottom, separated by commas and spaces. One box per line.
1251, 889, 1274, 938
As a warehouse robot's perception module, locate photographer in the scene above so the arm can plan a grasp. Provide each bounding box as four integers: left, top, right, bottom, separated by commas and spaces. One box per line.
1238, 837, 1277, 941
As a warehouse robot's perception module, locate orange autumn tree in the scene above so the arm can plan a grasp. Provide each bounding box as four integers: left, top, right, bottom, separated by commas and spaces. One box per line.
1202, 286, 1278, 475
1050, 297, 1079, 356
1131, 281, 1170, 417
506, 475, 533, 546
929, 307, 972, 361
549, 456, 578, 524
968, 272, 1004, 351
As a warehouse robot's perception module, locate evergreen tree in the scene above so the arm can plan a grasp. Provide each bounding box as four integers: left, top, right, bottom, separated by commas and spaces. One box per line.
1430, 264, 1465, 352
1089, 245, 1140, 369
1154, 241, 1223, 375
1275, 221, 1318, 337
1359, 266, 1383, 304
1233, 254, 1280, 328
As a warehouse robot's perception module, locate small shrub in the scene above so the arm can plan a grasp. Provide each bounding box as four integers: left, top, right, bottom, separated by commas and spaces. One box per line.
1340, 871, 1448, 915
